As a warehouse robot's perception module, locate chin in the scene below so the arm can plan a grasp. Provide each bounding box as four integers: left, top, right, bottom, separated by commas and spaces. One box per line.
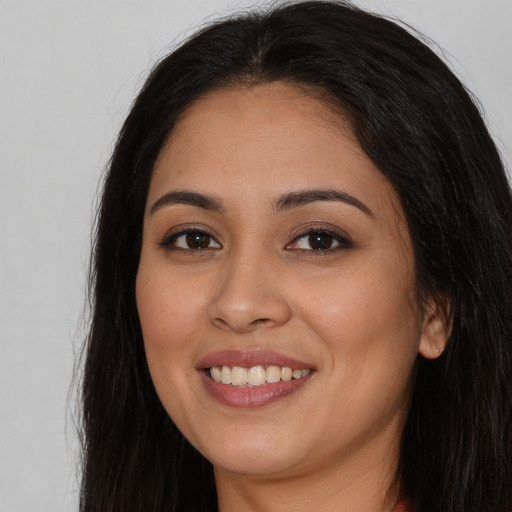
196, 428, 309, 477
209, 449, 303, 477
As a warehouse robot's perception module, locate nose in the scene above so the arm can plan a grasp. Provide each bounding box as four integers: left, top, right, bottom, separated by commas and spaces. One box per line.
207, 250, 292, 334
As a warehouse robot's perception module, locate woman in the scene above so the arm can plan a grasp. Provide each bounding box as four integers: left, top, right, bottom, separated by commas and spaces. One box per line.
80, 1, 512, 511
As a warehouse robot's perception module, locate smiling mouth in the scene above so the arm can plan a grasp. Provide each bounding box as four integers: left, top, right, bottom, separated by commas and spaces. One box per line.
209, 365, 312, 387
197, 350, 315, 406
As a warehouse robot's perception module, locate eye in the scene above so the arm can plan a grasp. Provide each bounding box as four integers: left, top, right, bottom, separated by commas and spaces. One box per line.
162, 229, 221, 251
298, 232, 339, 251
287, 229, 352, 252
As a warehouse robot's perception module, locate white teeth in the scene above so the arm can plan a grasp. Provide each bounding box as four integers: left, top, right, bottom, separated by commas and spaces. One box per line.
209, 365, 312, 387
281, 367, 292, 381
210, 366, 222, 383
231, 366, 248, 386
247, 365, 266, 386
266, 365, 281, 383
221, 365, 232, 384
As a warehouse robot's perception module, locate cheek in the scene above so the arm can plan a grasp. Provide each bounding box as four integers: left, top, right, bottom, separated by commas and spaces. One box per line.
136, 265, 204, 345
135, 265, 209, 428
298, 273, 419, 442
135, 263, 209, 403
300, 260, 421, 387
306, 266, 415, 332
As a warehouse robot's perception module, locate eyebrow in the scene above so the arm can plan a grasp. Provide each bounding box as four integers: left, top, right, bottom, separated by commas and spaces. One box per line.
150, 191, 225, 215
149, 188, 373, 217
273, 188, 374, 217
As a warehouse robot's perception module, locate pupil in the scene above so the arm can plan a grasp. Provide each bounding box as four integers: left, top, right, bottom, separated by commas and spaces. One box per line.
309, 233, 332, 250
186, 232, 209, 249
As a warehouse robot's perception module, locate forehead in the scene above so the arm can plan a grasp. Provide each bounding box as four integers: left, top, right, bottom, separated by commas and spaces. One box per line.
149, 82, 401, 219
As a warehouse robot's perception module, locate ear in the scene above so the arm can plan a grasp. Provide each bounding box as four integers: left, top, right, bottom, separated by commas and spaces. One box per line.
418, 295, 452, 359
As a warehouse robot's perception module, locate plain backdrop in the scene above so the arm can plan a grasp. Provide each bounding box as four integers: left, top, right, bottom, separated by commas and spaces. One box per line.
0, 1, 510, 510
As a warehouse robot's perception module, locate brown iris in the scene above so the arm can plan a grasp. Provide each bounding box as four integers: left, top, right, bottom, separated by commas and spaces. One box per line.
308, 233, 334, 250
186, 232, 211, 249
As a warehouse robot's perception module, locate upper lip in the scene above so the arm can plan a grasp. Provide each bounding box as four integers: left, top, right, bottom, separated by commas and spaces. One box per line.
196, 349, 314, 371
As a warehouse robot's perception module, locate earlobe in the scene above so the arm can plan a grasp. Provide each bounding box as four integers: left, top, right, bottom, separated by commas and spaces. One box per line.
418, 296, 452, 360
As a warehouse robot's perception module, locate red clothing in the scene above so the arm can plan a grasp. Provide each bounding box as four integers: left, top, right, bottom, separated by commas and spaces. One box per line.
393, 501, 410, 512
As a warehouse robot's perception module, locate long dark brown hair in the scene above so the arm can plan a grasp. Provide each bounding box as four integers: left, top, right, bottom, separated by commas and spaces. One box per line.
80, 2, 512, 511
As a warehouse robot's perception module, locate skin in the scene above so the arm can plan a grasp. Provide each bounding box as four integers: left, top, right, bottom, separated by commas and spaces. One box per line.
136, 83, 448, 512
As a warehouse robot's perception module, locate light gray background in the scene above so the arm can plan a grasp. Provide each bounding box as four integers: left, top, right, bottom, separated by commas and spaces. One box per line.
0, 1, 510, 510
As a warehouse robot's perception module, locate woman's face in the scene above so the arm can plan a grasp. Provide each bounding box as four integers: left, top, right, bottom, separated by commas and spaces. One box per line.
136, 83, 441, 479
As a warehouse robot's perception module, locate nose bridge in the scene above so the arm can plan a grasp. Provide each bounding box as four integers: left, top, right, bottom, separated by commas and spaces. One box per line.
207, 240, 291, 333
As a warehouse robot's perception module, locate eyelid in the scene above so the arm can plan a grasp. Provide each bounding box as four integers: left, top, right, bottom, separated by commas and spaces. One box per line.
158, 222, 352, 253
159, 224, 223, 251
286, 224, 353, 252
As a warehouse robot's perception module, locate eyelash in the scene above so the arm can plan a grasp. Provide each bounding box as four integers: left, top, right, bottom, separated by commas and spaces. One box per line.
287, 228, 353, 254
159, 227, 221, 253
159, 226, 353, 254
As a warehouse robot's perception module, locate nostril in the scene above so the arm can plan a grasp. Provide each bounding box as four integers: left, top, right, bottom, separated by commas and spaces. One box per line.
212, 316, 276, 332
212, 317, 229, 329
249, 318, 272, 327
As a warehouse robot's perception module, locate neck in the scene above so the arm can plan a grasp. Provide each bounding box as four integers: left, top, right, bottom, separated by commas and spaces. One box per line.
214, 424, 403, 512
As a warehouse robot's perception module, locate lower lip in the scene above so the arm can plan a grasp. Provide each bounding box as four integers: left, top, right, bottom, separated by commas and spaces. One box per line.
199, 371, 313, 408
